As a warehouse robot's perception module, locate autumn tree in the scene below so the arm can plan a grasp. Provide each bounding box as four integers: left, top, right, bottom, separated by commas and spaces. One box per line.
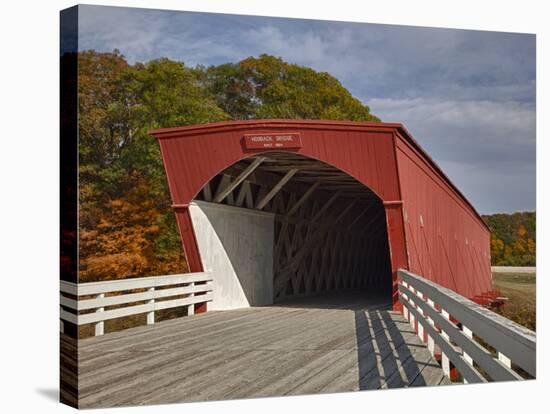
78, 51, 228, 281
483, 212, 536, 266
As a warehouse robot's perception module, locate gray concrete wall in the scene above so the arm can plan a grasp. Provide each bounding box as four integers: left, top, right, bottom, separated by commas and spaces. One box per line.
189, 201, 275, 310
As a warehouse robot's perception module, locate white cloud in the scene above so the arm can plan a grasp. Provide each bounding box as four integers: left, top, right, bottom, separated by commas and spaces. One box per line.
368, 97, 535, 137
78, 5, 166, 62
365, 97, 536, 213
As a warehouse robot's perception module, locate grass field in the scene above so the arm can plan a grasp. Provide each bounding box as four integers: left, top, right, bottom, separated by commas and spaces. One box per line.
492, 272, 536, 331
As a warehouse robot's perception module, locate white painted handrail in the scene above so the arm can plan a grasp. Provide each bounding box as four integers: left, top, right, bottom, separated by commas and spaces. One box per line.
398, 269, 536, 382
60, 272, 213, 336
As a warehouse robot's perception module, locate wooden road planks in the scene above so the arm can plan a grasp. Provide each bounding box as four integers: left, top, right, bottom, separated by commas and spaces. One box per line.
66, 291, 452, 408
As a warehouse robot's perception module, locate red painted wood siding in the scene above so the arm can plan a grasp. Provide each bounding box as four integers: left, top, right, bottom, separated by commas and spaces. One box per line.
395, 132, 492, 298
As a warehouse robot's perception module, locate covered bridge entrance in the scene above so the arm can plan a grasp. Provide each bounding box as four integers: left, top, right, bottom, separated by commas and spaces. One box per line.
190, 151, 392, 308
151, 119, 493, 312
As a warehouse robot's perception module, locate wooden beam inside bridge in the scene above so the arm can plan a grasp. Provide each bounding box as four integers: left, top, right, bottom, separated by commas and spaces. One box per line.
214, 156, 266, 203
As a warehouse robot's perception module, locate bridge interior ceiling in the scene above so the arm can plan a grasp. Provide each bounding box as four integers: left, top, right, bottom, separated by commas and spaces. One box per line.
194, 152, 392, 301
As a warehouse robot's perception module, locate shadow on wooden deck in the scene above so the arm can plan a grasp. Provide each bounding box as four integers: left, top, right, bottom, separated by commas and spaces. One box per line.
62, 290, 451, 408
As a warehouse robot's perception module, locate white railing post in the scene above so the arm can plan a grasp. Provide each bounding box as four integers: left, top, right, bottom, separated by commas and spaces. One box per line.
95, 293, 105, 336
426, 298, 436, 356
416, 290, 425, 342
187, 282, 195, 316
498, 352, 512, 369
402, 281, 410, 321
441, 309, 451, 379
147, 287, 155, 325
462, 325, 474, 383
408, 286, 417, 331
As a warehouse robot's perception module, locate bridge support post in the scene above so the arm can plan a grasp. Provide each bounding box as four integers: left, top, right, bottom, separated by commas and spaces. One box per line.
383, 200, 408, 312
173, 205, 207, 314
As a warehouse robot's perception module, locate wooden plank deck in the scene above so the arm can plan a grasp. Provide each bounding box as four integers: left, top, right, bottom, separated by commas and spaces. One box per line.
62, 291, 452, 408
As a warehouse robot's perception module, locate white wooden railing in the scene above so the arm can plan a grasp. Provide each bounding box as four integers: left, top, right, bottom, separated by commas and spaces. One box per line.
398, 269, 536, 382
60, 272, 213, 336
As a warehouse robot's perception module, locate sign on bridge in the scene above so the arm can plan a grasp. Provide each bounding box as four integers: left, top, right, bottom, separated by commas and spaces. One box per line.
243, 132, 302, 150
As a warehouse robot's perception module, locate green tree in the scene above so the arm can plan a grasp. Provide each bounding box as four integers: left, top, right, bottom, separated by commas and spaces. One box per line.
205, 54, 380, 121
78, 49, 130, 184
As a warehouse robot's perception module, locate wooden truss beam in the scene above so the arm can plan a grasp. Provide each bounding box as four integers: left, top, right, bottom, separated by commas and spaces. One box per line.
311, 191, 342, 222
347, 202, 378, 230
214, 157, 266, 203
255, 168, 299, 210
202, 181, 212, 201
286, 182, 321, 217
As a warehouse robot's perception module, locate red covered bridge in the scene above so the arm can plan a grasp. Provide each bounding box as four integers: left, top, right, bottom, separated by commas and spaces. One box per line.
152, 119, 493, 308
60, 119, 535, 408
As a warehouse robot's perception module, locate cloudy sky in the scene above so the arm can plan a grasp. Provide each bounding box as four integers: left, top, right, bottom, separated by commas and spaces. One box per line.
77, 5, 536, 214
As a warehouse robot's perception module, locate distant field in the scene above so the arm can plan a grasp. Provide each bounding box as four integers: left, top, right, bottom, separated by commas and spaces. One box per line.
492, 272, 536, 331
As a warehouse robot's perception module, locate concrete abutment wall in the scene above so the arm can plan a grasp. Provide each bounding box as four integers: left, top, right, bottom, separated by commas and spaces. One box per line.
190, 201, 275, 310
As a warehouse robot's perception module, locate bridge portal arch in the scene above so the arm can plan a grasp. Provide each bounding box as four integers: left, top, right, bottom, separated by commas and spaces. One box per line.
151, 120, 410, 311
